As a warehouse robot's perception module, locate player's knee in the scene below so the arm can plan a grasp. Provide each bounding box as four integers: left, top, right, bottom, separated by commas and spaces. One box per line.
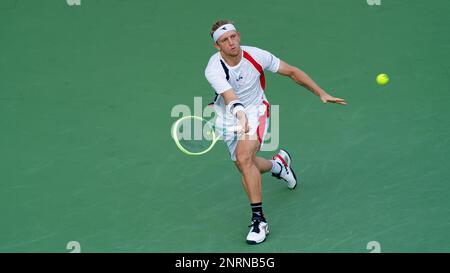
235, 152, 253, 171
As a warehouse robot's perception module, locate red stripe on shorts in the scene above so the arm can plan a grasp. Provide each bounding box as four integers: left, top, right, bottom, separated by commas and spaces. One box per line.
257, 113, 267, 144
256, 100, 270, 145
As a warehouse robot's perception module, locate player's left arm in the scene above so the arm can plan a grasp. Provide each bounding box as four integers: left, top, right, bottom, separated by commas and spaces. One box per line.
277, 60, 347, 105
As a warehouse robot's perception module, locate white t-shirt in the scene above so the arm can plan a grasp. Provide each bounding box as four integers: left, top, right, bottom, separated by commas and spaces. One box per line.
204, 45, 280, 115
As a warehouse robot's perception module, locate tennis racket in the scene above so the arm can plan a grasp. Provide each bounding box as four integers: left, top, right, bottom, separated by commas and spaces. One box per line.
171, 115, 242, 156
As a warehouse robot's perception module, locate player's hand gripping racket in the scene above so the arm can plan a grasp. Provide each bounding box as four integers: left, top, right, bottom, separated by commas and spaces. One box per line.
171, 115, 242, 156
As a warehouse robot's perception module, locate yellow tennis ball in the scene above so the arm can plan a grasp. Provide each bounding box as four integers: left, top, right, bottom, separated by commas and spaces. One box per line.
376, 73, 389, 85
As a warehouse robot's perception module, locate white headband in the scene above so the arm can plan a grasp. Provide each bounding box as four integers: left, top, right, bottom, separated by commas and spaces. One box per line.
213, 24, 236, 42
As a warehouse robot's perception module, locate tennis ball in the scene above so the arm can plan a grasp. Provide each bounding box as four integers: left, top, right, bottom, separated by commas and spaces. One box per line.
376, 73, 389, 85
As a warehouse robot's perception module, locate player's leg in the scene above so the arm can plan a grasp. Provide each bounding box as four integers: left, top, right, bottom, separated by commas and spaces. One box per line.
254, 156, 272, 173
234, 135, 261, 203
253, 102, 298, 188
252, 107, 298, 189
234, 135, 269, 244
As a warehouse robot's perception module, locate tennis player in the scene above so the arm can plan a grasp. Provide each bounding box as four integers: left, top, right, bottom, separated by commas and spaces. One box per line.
204, 20, 347, 244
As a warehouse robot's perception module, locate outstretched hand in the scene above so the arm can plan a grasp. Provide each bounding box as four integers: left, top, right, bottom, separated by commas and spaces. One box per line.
320, 93, 347, 105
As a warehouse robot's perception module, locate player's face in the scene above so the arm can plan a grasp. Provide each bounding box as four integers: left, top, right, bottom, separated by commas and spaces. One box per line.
215, 31, 241, 57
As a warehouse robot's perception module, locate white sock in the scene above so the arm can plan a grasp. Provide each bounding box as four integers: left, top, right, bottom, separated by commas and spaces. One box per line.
270, 160, 282, 174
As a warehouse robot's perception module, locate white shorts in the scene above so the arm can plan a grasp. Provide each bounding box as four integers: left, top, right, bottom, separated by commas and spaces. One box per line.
214, 100, 270, 161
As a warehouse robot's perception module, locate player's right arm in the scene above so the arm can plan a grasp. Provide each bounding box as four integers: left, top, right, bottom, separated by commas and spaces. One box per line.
221, 89, 249, 133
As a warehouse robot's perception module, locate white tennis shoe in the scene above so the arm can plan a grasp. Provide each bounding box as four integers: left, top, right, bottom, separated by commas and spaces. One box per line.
272, 149, 297, 189
246, 218, 269, 245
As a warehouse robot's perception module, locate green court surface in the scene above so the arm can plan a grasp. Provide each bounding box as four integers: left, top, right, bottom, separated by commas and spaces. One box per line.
1, 0, 449, 253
